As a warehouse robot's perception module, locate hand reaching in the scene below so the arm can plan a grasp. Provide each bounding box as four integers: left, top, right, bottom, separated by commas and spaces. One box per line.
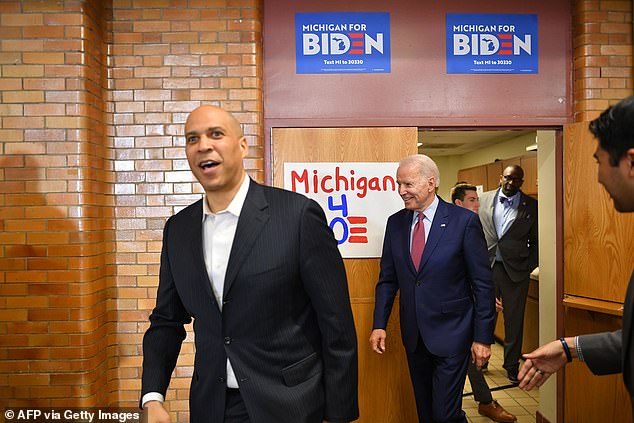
518, 339, 570, 390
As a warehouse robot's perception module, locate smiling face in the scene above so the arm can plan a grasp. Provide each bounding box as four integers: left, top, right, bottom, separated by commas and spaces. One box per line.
396, 162, 436, 212
184, 106, 248, 202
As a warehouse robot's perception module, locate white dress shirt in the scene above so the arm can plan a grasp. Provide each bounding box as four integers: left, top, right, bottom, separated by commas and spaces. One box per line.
494, 189, 520, 262
409, 195, 439, 251
142, 176, 251, 407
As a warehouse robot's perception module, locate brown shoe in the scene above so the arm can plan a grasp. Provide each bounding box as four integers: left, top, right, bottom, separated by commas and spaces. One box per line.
478, 400, 517, 422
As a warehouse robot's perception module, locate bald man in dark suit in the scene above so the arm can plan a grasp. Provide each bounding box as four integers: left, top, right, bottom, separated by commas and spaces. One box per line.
141, 105, 358, 423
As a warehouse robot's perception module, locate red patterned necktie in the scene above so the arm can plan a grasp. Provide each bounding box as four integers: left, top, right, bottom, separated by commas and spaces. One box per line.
411, 213, 425, 271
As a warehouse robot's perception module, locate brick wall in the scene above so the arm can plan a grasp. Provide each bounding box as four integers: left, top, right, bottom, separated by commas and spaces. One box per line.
108, 1, 263, 419
1, 0, 263, 420
0, 0, 114, 408
573, 0, 633, 121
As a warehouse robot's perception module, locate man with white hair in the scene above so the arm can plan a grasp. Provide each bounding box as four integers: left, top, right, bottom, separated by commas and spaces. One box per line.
370, 154, 496, 422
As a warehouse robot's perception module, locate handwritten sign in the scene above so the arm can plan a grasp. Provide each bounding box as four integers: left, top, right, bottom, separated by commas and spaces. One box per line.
284, 162, 403, 258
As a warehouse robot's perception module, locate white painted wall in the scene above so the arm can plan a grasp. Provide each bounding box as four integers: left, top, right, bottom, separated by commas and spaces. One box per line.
427, 132, 538, 200
536, 130, 557, 422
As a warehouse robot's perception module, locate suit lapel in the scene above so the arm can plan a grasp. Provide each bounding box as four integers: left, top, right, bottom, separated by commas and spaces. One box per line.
184, 201, 216, 304
497, 191, 531, 241
400, 210, 417, 272
514, 192, 530, 222
223, 182, 270, 297
490, 190, 500, 239
501, 192, 531, 239
418, 199, 449, 271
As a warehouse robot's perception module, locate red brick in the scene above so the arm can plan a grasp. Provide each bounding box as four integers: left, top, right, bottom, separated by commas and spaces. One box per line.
1, 13, 43, 26
1, 39, 44, 51
600, 1, 631, 11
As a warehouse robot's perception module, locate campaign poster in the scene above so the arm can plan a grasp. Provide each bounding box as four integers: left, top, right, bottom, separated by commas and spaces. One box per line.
295, 12, 391, 74
446, 14, 538, 74
284, 162, 403, 258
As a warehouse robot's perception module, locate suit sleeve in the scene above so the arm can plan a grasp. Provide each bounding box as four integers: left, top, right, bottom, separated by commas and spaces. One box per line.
578, 330, 623, 375
373, 218, 399, 330
298, 199, 359, 422
141, 217, 191, 401
463, 213, 496, 344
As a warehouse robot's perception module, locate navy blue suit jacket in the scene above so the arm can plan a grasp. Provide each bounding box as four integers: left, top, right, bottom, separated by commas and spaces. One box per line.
373, 197, 495, 357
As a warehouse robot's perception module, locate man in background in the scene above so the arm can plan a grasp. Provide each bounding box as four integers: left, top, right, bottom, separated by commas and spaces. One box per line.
478, 165, 538, 384
518, 96, 634, 416
451, 183, 516, 423
141, 105, 359, 423
370, 155, 495, 423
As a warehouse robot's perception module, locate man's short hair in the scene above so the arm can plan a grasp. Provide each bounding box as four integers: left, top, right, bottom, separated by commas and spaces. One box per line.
451, 183, 477, 203
589, 95, 634, 166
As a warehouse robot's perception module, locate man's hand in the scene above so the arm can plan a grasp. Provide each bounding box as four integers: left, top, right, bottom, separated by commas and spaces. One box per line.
518, 339, 570, 390
495, 297, 503, 313
369, 329, 387, 354
471, 341, 491, 369
144, 401, 170, 423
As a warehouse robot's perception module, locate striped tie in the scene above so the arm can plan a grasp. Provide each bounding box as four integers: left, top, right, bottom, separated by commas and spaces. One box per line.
411, 213, 425, 271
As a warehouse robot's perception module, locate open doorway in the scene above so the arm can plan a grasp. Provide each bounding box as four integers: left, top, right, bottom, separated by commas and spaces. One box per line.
419, 128, 559, 422
419, 129, 537, 200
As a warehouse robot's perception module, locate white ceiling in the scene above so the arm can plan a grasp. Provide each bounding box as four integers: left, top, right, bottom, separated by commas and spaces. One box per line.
418, 129, 534, 156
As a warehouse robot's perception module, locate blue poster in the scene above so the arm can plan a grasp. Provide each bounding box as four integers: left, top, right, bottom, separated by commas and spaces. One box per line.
446, 14, 538, 74
295, 12, 391, 74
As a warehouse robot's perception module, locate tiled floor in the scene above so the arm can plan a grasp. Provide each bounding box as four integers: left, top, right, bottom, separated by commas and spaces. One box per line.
463, 342, 539, 423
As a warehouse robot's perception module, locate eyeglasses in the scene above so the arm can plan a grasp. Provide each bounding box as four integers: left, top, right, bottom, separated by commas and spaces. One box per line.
501, 175, 523, 182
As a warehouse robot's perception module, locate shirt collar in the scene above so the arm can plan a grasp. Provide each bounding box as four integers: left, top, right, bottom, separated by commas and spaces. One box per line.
414, 195, 439, 221
202, 176, 251, 219
498, 189, 520, 205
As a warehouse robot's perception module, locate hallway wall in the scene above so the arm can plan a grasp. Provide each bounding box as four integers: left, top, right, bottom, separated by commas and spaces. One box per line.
108, 2, 263, 415
0, 1, 263, 420
0, 0, 114, 407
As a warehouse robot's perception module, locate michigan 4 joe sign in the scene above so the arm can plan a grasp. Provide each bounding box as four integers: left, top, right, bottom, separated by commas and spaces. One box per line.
284, 162, 403, 258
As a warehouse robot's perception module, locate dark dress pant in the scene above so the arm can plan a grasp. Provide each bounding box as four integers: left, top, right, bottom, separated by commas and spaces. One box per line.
466, 361, 492, 404
406, 335, 469, 423
224, 389, 251, 423
493, 262, 530, 373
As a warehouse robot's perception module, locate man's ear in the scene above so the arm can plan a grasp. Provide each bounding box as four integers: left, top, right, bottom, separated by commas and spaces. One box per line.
454, 199, 462, 207
240, 136, 248, 158
627, 148, 634, 177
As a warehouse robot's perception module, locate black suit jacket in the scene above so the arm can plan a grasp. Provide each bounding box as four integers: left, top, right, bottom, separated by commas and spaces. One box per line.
141, 180, 359, 423
479, 189, 538, 282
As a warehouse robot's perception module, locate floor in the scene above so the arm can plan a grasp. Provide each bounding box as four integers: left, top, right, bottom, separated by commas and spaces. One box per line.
463, 342, 539, 423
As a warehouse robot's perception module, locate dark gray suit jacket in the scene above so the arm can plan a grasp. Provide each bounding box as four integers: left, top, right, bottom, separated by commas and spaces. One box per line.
141, 180, 359, 423
579, 270, 634, 415
478, 189, 538, 282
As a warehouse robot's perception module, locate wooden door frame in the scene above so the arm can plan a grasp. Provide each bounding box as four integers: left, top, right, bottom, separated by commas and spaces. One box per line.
266, 122, 565, 423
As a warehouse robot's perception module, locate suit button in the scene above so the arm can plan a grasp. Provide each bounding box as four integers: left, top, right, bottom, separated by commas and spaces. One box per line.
415, 281, 422, 286
218, 377, 225, 382
223, 300, 230, 305
224, 336, 232, 344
